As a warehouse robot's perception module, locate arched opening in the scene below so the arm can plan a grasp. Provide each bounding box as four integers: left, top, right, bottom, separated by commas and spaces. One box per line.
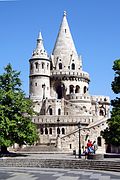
71, 63, 75, 70
45, 128, 48, 135
56, 83, 65, 99
59, 63, 62, 69
40, 128, 44, 135
57, 127, 60, 135
99, 109, 104, 116
58, 108, 61, 115
97, 136, 102, 146
35, 62, 38, 69
49, 108, 52, 115
49, 128, 52, 135
69, 85, 74, 94
75, 85, 80, 93
42, 62, 45, 69
62, 128, 65, 134
84, 86, 87, 94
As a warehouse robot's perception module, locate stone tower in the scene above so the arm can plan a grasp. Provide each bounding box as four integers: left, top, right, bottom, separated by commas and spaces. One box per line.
29, 12, 110, 153
29, 32, 50, 101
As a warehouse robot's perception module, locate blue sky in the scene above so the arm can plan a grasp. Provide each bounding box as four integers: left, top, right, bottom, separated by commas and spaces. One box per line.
0, 0, 120, 100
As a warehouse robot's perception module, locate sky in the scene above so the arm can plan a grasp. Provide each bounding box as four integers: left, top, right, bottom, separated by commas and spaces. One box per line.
0, 0, 120, 101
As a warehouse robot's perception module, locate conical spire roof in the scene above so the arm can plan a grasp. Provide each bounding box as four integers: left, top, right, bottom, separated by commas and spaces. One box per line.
32, 32, 48, 59
52, 11, 81, 70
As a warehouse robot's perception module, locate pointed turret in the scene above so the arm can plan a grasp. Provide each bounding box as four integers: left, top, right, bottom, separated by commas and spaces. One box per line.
52, 11, 82, 71
32, 32, 48, 59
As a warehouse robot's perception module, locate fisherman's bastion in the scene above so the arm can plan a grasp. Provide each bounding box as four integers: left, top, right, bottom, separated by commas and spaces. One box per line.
29, 11, 110, 154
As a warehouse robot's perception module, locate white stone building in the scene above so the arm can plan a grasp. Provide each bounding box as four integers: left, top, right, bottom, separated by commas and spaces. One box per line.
29, 12, 110, 154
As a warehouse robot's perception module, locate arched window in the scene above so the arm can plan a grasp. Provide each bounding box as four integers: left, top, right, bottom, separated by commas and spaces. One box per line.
62, 128, 65, 134
99, 109, 104, 116
71, 63, 75, 70
59, 63, 62, 69
49, 108, 52, 115
75, 85, 80, 93
84, 86, 87, 94
35, 62, 38, 69
42, 62, 45, 69
47, 63, 49, 70
57, 127, 60, 135
58, 108, 61, 115
40, 128, 44, 135
69, 85, 74, 94
97, 136, 102, 146
49, 128, 52, 135
45, 128, 48, 134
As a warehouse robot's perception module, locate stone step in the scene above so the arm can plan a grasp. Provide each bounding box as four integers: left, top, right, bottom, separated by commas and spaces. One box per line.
0, 158, 120, 172
18, 145, 58, 152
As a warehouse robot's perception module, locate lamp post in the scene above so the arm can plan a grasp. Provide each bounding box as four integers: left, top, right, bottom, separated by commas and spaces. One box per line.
78, 122, 81, 158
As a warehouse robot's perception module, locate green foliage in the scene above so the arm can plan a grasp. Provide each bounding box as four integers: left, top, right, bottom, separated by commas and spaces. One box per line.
101, 59, 120, 146
0, 64, 39, 148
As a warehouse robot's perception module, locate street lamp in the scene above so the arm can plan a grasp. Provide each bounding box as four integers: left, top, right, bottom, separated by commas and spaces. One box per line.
78, 122, 81, 158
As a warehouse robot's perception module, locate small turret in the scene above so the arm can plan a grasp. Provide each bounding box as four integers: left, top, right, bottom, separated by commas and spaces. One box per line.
29, 32, 50, 100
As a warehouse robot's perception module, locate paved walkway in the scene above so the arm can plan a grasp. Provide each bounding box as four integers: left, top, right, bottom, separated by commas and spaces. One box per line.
0, 167, 120, 180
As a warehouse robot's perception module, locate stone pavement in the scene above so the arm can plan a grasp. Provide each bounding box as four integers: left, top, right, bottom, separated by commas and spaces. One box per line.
0, 167, 120, 180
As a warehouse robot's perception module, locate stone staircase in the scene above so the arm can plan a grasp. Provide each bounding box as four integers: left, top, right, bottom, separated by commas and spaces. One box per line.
0, 158, 120, 172
17, 145, 58, 152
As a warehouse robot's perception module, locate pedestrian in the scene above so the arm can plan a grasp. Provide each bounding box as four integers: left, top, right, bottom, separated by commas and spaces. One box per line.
93, 140, 98, 154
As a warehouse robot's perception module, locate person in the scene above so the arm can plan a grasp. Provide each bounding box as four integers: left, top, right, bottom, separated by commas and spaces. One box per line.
83, 146, 88, 159
93, 141, 98, 154
87, 140, 93, 154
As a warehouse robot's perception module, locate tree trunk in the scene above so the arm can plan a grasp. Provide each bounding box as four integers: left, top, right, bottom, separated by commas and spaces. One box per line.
1, 146, 8, 153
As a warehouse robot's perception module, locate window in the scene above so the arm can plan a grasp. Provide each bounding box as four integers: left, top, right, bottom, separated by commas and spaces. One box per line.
59, 63, 62, 69
99, 109, 104, 116
58, 108, 61, 115
62, 128, 65, 134
71, 63, 75, 70
49, 108, 52, 115
75, 85, 80, 93
45, 128, 48, 134
42, 62, 45, 69
40, 128, 44, 135
70, 144, 72, 149
35, 62, 38, 69
35, 83, 37, 86
49, 128, 52, 135
70, 85, 74, 94
57, 127, 60, 135
84, 86, 87, 94
97, 136, 102, 146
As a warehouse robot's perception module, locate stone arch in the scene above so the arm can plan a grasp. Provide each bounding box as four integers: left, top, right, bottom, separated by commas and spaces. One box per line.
45, 128, 48, 134
97, 136, 102, 146
69, 85, 74, 94
54, 81, 65, 99
75, 85, 80, 93
49, 128, 52, 135
62, 128, 65, 134
59, 63, 62, 69
71, 63, 75, 70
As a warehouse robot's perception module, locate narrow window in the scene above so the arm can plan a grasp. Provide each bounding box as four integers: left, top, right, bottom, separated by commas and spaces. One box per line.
62, 128, 65, 134
45, 128, 48, 134
59, 63, 62, 69
97, 137, 102, 146
35, 83, 37, 86
49, 108, 52, 115
35, 62, 38, 69
58, 108, 61, 115
84, 86, 87, 94
42, 62, 45, 69
47, 63, 49, 70
57, 127, 60, 135
49, 128, 52, 135
40, 128, 44, 135
70, 144, 72, 149
71, 63, 75, 70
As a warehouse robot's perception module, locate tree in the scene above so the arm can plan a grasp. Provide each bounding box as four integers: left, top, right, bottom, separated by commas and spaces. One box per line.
101, 59, 120, 146
0, 64, 39, 153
